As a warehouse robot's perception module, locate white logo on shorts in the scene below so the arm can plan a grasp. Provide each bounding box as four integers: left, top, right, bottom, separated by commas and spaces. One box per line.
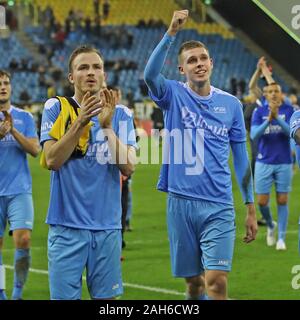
112, 284, 119, 290
218, 260, 229, 266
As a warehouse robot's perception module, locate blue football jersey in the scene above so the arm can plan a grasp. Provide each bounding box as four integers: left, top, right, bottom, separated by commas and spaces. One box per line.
251, 103, 294, 164
149, 81, 246, 205
0, 106, 37, 196
40, 97, 137, 230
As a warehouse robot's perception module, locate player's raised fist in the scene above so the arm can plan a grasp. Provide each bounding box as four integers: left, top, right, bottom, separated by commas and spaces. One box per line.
167, 10, 189, 36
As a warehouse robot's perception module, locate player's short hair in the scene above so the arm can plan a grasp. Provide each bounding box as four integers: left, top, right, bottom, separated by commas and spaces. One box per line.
0, 70, 11, 81
266, 82, 282, 91
68, 45, 104, 73
178, 41, 210, 62
267, 82, 280, 87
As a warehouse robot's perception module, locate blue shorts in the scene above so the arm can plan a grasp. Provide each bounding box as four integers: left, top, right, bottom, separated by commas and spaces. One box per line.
167, 194, 235, 278
48, 225, 123, 300
255, 162, 292, 194
0, 193, 34, 237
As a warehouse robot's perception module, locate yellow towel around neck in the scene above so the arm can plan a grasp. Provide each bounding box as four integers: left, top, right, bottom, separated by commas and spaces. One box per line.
40, 96, 93, 169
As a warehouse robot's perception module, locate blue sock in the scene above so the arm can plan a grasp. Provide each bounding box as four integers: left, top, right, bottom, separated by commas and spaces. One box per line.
186, 293, 210, 300
278, 204, 289, 241
12, 249, 31, 300
0, 251, 7, 300
259, 205, 273, 228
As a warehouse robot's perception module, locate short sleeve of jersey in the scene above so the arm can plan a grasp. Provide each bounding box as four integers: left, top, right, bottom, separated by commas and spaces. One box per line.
40, 98, 61, 145
251, 106, 263, 126
290, 110, 300, 139
24, 112, 38, 138
148, 79, 174, 110
115, 105, 137, 148
229, 99, 247, 142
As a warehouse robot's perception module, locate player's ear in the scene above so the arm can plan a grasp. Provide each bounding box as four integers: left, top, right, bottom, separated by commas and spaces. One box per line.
178, 65, 184, 75
68, 73, 74, 84
210, 58, 213, 70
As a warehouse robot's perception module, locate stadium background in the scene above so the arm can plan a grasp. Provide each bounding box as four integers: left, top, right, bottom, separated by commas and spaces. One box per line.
1, 0, 299, 299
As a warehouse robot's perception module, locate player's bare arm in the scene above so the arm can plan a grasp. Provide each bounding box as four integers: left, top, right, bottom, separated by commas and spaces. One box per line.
44, 91, 102, 170
260, 60, 275, 85
248, 57, 264, 98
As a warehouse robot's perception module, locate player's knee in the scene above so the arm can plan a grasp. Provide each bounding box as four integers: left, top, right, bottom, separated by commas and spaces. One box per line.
206, 273, 227, 297
185, 275, 205, 293
276, 196, 288, 206
16, 234, 31, 248
185, 276, 205, 287
258, 199, 268, 207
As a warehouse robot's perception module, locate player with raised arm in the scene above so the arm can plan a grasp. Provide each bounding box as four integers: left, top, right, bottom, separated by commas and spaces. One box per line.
144, 10, 257, 300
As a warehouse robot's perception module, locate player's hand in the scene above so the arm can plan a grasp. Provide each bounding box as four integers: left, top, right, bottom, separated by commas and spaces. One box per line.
269, 100, 280, 119
77, 91, 103, 127
243, 203, 257, 243
256, 57, 265, 72
267, 111, 273, 122
257, 56, 266, 69
98, 88, 116, 129
0, 119, 12, 139
271, 108, 279, 119
167, 10, 189, 36
2, 110, 13, 132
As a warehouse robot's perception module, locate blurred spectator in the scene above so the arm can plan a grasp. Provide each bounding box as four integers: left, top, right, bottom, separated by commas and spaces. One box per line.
9, 58, 19, 71
38, 73, 47, 88
52, 26, 66, 49
62, 80, 74, 97
238, 78, 246, 96
93, 14, 102, 36
51, 67, 63, 82
19, 89, 31, 103
20, 58, 29, 71
230, 77, 237, 96
6, 7, 18, 30
139, 79, 148, 97
242, 93, 259, 177
93, 0, 100, 16
103, 0, 110, 20
30, 62, 38, 73
47, 82, 56, 98
137, 19, 146, 28
289, 94, 300, 111
38, 44, 47, 55
84, 16, 91, 33
0, 27, 10, 49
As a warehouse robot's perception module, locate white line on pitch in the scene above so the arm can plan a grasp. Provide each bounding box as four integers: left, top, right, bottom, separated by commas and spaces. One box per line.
4, 264, 185, 297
